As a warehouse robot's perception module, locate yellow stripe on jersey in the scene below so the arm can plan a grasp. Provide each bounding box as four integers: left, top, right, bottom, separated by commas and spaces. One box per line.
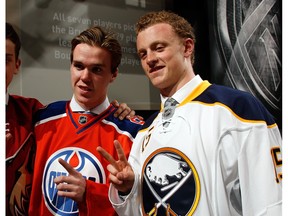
191, 101, 277, 127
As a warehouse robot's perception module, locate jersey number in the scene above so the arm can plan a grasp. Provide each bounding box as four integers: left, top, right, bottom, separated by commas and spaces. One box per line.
271, 147, 282, 183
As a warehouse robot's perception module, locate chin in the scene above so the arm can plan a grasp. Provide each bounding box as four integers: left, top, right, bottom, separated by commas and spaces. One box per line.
150, 76, 164, 87
75, 95, 88, 102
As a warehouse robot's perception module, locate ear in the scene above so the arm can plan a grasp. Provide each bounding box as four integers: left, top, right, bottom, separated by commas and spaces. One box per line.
14, 58, 21, 75
183, 38, 194, 58
110, 69, 118, 83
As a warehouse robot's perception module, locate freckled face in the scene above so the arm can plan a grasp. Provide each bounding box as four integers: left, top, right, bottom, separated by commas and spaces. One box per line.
70, 43, 117, 110
136, 23, 188, 95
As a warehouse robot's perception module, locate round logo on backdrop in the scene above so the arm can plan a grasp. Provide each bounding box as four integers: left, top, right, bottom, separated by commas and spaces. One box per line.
213, 0, 281, 117
42, 147, 106, 216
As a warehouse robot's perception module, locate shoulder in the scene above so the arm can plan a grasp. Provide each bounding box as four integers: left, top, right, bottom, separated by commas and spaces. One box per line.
194, 84, 276, 125
104, 110, 144, 138
9, 94, 43, 112
35, 100, 68, 122
10, 94, 42, 106
140, 111, 159, 130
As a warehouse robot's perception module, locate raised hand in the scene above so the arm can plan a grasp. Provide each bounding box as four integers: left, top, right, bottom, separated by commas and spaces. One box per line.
54, 158, 86, 203
97, 140, 135, 194
111, 99, 144, 121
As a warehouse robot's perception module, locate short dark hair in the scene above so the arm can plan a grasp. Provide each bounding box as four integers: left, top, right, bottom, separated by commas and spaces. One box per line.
70, 26, 122, 74
6, 22, 21, 60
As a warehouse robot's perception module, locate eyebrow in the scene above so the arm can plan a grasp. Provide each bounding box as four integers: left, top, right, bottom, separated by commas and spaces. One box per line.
137, 49, 145, 55
6, 54, 15, 59
72, 60, 106, 68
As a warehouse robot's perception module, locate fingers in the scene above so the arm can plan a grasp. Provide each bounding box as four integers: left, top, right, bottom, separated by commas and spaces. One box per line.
126, 109, 136, 119
107, 164, 124, 184
54, 159, 86, 202
97, 146, 121, 171
112, 101, 135, 120
54, 158, 81, 184
97, 140, 128, 172
56, 182, 74, 192
97, 140, 135, 194
111, 99, 119, 107
113, 140, 128, 165
135, 114, 144, 121
58, 158, 77, 175
55, 179, 86, 202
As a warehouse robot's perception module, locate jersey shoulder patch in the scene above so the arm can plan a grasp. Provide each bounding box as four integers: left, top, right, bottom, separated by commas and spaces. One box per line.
34, 100, 68, 123
195, 84, 276, 125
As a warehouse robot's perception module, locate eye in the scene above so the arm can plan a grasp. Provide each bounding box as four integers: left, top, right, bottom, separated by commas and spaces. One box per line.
6, 56, 13, 64
73, 63, 84, 70
155, 45, 164, 52
91, 66, 102, 74
138, 51, 147, 60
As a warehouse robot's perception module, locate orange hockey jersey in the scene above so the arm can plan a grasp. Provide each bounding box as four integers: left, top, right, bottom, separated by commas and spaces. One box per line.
29, 101, 143, 216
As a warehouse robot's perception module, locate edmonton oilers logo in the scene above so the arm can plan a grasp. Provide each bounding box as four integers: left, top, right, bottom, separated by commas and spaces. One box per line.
42, 147, 106, 216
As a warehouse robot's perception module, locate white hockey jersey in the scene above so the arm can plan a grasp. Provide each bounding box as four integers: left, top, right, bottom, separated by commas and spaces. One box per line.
109, 75, 282, 216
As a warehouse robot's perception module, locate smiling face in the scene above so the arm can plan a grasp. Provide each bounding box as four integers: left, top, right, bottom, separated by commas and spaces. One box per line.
136, 23, 194, 97
70, 43, 117, 110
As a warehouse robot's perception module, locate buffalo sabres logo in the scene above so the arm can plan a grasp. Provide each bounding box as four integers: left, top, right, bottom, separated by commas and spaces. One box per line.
42, 147, 106, 216
142, 148, 200, 215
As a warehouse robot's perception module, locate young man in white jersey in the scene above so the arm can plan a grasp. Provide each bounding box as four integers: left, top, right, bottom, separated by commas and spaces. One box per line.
98, 10, 282, 216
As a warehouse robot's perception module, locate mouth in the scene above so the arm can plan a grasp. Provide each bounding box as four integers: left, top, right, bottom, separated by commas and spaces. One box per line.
149, 66, 165, 73
78, 85, 91, 93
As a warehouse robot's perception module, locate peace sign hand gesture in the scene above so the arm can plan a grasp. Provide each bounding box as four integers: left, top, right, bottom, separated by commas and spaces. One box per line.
97, 140, 135, 195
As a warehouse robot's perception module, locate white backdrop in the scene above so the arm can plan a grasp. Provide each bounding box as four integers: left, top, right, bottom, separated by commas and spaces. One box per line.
7, 0, 163, 109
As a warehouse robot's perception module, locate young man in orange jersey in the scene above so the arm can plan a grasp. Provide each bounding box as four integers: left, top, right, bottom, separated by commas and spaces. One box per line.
29, 26, 144, 216
6, 23, 137, 216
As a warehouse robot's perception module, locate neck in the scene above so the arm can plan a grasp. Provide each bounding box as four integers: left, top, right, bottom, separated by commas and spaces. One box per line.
160, 71, 195, 97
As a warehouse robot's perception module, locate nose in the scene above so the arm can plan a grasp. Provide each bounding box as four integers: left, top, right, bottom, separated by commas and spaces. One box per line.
80, 68, 90, 81
146, 51, 158, 68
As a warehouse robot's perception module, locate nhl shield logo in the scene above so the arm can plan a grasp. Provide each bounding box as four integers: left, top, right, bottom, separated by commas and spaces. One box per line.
42, 147, 106, 216
142, 148, 200, 215
78, 115, 88, 124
